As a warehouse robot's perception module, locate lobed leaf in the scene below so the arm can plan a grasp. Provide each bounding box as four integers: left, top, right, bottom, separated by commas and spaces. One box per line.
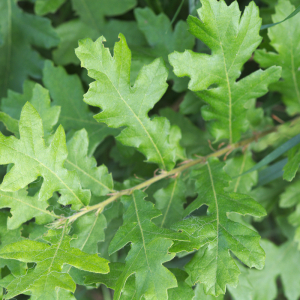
0, 188, 55, 230
169, 0, 281, 143
171, 158, 266, 296
65, 129, 114, 197
43, 61, 118, 154
108, 190, 189, 300
0, 212, 27, 277
76, 34, 183, 170
255, 0, 300, 115
0, 227, 109, 299
0, 83, 61, 140
0, 103, 90, 210
0, 0, 59, 99
133, 7, 195, 91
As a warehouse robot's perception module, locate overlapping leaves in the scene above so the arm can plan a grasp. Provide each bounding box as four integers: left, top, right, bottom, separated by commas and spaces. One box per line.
171, 158, 266, 296
0, 227, 109, 299
169, 0, 281, 143
0, 102, 90, 210
0, 0, 59, 99
255, 0, 300, 116
108, 190, 189, 300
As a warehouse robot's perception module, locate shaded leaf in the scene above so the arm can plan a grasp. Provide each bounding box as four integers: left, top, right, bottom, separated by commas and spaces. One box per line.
43, 61, 118, 154
0, 212, 27, 276
134, 7, 194, 91
255, 0, 300, 115
283, 144, 300, 181
0, 0, 59, 99
0, 83, 60, 140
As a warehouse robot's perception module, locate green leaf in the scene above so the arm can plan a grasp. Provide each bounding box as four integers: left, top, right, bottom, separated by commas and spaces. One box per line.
0, 102, 90, 210
108, 190, 189, 300
238, 134, 300, 178
53, 0, 142, 66
254, 0, 300, 115
0, 188, 56, 230
159, 107, 212, 157
34, 0, 66, 15
134, 7, 194, 91
0, 0, 59, 99
65, 211, 108, 287
65, 129, 114, 197
283, 144, 300, 181
0, 226, 109, 299
169, 0, 281, 143
224, 151, 257, 193
153, 177, 187, 228
171, 158, 266, 296
76, 34, 182, 170
194, 284, 224, 300
43, 60, 118, 154
1, 80, 35, 119
0, 212, 27, 276
234, 239, 300, 300
0, 83, 61, 140
261, 3, 300, 30
167, 269, 194, 300
71, 0, 136, 29
280, 179, 300, 243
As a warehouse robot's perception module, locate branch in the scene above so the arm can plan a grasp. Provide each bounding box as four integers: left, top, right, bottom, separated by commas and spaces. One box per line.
52, 118, 300, 227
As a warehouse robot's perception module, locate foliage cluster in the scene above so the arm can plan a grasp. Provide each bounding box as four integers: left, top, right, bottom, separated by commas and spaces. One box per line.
0, 0, 300, 299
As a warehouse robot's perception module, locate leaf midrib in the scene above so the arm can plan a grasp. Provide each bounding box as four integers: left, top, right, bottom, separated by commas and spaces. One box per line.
65, 159, 115, 193
0, 141, 85, 207
0, 192, 57, 218
90, 49, 167, 170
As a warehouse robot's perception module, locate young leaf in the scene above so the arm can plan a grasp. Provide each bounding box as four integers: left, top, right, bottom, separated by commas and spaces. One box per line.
76, 34, 183, 170
169, 0, 281, 143
0, 227, 109, 299
171, 158, 266, 296
0, 102, 90, 210
65, 129, 114, 197
108, 190, 189, 300
0, 188, 56, 230
255, 0, 300, 115
43, 61, 118, 154
0, 0, 59, 99
134, 7, 195, 91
